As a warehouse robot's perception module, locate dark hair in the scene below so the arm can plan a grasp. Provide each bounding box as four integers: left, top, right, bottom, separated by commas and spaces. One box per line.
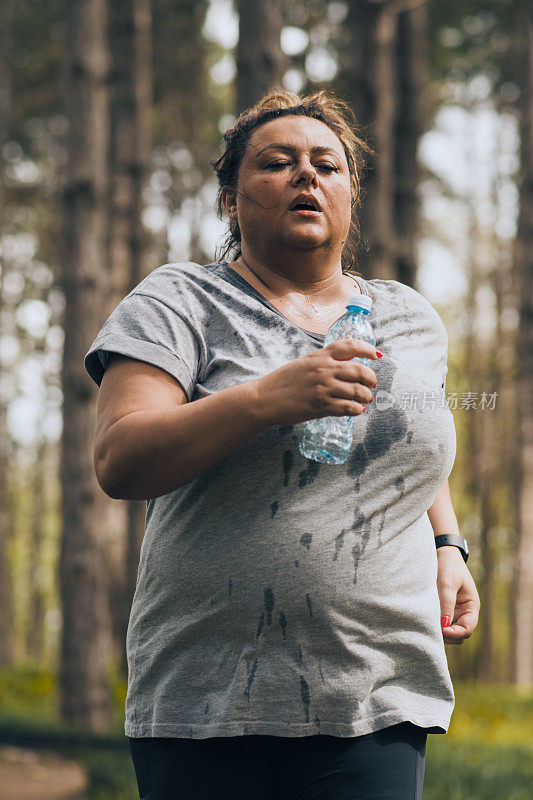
211, 88, 375, 272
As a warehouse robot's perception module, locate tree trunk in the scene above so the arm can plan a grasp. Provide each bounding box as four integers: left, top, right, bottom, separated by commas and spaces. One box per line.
337, 1, 429, 282
513, 0, 533, 687
394, 4, 427, 288
109, 0, 152, 309
447, 207, 479, 682
0, 398, 14, 668
108, 0, 152, 676
0, 0, 12, 149
489, 226, 516, 682
152, 0, 210, 265
26, 437, 47, 663
373, 4, 398, 281
0, 288, 14, 665
477, 344, 496, 683
337, 1, 393, 279
461, 178, 495, 682
59, 0, 113, 730
236, 0, 287, 114
503, 262, 522, 684
0, 0, 15, 668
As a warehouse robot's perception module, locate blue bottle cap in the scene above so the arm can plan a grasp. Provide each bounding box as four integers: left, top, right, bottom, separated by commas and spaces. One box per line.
347, 293, 372, 312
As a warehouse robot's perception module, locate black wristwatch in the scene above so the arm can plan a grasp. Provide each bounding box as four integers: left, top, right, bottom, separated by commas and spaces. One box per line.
435, 534, 469, 563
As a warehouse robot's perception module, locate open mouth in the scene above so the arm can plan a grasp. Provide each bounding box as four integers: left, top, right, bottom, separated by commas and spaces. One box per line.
290, 203, 322, 216
289, 194, 322, 215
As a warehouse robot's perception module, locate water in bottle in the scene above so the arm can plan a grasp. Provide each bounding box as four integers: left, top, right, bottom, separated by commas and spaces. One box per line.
299, 293, 375, 465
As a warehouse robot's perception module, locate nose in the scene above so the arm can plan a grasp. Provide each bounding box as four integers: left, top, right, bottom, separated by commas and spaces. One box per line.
291, 159, 318, 187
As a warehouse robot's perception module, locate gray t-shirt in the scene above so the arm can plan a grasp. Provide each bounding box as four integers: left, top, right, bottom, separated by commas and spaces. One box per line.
85, 259, 456, 739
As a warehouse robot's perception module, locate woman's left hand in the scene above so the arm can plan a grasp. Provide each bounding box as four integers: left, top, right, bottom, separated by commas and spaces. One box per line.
436, 547, 481, 645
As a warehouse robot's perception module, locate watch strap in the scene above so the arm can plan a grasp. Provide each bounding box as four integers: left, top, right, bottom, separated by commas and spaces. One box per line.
435, 534, 469, 563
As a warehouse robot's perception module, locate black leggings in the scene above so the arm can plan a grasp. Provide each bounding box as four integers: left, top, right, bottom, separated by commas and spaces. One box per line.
129, 721, 428, 800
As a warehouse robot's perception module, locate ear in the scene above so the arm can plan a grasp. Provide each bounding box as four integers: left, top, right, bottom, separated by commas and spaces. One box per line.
221, 186, 237, 219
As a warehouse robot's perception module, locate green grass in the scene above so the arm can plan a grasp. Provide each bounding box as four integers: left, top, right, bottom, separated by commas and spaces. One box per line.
425, 737, 533, 800
422, 682, 533, 800
0, 665, 532, 799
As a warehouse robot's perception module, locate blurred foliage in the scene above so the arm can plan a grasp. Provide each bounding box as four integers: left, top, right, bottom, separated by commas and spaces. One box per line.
151, 0, 230, 152
0, 660, 126, 733
449, 682, 533, 745
8, 455, 61, 666
425, 737, 533, 800
6, 0, 64, 149
0, 663, 56, 720
426, 0, 522, 95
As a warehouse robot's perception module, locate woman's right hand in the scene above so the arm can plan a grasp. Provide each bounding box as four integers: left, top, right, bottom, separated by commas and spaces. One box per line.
251, 339, 381, 428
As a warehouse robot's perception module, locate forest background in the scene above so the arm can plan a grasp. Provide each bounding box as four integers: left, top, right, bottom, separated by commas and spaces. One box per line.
0, 1, 532, 798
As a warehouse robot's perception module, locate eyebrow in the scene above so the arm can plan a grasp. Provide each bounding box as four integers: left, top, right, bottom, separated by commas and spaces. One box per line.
255, 144, 341, 158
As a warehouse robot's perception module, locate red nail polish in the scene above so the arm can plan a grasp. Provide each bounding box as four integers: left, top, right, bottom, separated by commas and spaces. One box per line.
441, 616, 451, 628
362, 405, 366, 412
373, 380, 378, 388
369, 394, 373, 401
376, 350, 383, 358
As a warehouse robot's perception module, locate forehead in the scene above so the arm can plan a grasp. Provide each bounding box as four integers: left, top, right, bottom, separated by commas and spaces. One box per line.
245, 115, 346, 160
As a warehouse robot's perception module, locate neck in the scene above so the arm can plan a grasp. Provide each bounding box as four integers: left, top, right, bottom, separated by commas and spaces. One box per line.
238, 246, 349, 299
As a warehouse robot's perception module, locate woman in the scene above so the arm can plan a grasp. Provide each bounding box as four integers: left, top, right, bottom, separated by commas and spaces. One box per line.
85, 90, 480, 800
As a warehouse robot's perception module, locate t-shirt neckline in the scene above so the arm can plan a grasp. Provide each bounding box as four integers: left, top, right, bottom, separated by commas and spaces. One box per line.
208, 260, 371, 342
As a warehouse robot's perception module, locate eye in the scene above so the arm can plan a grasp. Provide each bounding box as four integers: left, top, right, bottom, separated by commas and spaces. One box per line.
264, 160, 338, 172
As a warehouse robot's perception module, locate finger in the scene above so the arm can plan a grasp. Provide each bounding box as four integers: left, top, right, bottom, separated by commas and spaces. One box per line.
334, 363, 377, 389
343, 400, 368, 416
442, 607, 478, 641
443, 625, 469, 643
452, 609, 479, 635
331, 379, 374, 405
439, 596, 457, 632
328, 397, 368, 418
327, 339, 382, 362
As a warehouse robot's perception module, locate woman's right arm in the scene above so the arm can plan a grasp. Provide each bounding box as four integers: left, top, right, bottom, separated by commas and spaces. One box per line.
94, 341, 379, 501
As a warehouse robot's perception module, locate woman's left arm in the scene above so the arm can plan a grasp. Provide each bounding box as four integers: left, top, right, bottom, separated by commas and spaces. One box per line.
428, 480, 481, 645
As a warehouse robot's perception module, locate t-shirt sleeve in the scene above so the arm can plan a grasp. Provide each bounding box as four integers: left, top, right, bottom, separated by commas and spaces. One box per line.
84, 291, 201, 400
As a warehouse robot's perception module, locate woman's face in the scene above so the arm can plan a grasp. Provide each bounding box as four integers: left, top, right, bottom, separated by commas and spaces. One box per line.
223, 115, 352, 259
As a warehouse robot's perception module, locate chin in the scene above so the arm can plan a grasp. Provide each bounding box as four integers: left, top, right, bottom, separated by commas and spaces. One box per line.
283, 230, 329, 249
290, 239, 332, 252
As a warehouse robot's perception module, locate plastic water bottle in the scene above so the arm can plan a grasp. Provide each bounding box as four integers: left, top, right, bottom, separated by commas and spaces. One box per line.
299, 293, 375, 464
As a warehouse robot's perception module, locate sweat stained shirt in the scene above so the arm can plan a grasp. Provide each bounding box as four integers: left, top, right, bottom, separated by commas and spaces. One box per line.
84, 260, 457, 739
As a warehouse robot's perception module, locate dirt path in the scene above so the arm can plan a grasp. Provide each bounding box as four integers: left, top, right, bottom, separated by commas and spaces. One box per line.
0, 745, 88, 800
